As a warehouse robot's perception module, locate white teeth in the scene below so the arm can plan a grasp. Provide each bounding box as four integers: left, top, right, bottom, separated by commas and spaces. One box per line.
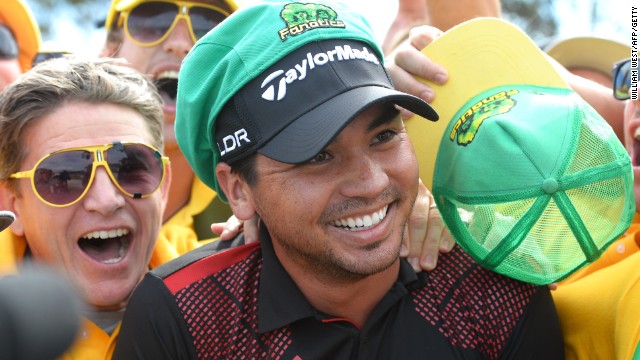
372, 211, 380, 224
634, 127, 640, 140
101, 238, 130, 264
157, 70, 179, 80
334, 205, 388, 231
82, 228, 129, 240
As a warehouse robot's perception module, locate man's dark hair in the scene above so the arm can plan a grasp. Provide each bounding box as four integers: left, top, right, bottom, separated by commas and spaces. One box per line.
229, 153, 258, 187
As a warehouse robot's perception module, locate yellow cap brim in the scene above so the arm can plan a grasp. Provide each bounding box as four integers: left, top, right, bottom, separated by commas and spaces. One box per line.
1, 0, 41, 72
405, 18, 567, 190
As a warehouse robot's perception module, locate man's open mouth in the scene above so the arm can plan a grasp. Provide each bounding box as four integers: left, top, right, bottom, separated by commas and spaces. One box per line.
78, 229, 131, 264
155, 70, 179, 108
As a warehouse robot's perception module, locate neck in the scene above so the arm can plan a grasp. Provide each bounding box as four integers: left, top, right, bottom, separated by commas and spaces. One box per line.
163, 147, 194, 222
84, 307, 125, 335
278, 250, 400, 328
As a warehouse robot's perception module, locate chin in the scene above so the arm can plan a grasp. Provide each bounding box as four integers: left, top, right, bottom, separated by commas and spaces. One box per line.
83, 281, 136, 311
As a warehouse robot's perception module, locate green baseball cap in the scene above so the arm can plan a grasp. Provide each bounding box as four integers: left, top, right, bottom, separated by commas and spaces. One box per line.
432, 84, 635, 285
175, 1, 438, 201
401, 17, 635, 285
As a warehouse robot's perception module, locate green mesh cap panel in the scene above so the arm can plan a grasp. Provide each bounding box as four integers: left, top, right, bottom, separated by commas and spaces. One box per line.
432, 85, 635, 285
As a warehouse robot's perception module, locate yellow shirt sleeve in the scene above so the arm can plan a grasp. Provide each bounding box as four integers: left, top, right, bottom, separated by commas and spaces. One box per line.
553, 220, 640, 360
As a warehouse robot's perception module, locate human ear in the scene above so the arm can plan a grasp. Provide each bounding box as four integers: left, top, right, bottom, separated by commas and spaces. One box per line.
99, 40, 121, 57
0, 183, 24, 236
215, 163, 256, 221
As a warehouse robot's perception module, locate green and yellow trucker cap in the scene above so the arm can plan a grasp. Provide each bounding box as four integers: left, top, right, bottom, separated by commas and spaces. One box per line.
406, 18, 635, 284
175, 1, 438, 201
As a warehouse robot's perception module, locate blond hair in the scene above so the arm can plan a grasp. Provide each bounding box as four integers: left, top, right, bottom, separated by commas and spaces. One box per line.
0, 56, 164, 185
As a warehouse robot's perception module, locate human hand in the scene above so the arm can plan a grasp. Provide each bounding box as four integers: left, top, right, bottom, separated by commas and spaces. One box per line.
403, 179, 455, 272
385, 25, 448, 119
211, 214, 260, 244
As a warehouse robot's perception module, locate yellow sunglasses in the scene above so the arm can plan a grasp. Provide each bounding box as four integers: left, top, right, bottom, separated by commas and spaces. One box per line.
117, 0, 231, 47
10, 142, 169, 207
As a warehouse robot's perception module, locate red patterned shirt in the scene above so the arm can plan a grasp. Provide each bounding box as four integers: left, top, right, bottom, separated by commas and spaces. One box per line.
113, 226, 564, 359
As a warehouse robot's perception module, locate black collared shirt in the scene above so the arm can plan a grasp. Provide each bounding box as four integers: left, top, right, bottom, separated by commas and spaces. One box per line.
113, 225, 563, 359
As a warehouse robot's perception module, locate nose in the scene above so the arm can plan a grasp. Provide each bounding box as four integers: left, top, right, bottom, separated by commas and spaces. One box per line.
162, 18, 193, 57
340, 155, 389, 199
82, 167, 126, 215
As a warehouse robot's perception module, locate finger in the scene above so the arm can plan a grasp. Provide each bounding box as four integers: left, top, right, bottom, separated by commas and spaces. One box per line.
391, 44, 448, 86
438, 227, 455, 253
548, 283, 558, 291
406, 179, 430, 272
400, 223, 410, 257
398, 105, 416, 120
408, 25, 444, 51
419, 204, 448, 271
243, 214, 260, 244
211, 223, 225, 236
211, 215, 243, 241
404, 225, 421, 273
387, 62, 435, 103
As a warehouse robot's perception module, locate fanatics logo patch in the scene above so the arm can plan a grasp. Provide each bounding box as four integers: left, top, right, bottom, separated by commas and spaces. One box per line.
449, 90, 519, 146
277, 3, 345, 41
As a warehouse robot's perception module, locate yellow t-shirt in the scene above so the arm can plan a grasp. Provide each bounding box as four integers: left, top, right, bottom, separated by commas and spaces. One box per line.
553, 214, 640, 360
164, 176, 232, 241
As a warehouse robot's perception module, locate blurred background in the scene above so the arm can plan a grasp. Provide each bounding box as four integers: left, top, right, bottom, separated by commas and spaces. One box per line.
26, 0, 630, 56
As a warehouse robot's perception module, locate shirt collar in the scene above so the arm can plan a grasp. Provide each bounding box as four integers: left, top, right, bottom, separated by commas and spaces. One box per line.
257, 224, 422, 333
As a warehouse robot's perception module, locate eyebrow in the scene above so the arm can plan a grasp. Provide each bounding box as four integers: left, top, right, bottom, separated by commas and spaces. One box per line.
367, 104, 401, 132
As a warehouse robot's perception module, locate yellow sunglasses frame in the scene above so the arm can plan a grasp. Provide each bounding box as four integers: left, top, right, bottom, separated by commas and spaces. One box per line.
9, 142, 170, 208
118, 0, 231, 47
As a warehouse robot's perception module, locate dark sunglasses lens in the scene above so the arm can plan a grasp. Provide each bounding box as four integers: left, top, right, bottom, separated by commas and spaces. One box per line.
33, 151, 93, 205
127, 2, 178, 43
106, 144, 164, 197
0, 25, 18, 59
189, 7, 227, 40
614, 60, 631, 100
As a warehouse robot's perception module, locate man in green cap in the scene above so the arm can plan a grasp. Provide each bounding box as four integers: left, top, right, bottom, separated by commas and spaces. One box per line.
113, 2, 563, 358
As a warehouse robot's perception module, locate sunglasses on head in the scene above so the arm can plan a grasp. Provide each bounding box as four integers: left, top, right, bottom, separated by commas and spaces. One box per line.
0, 25, 18, 60
10, 142, 169, 207
118, 0, 230, 47
612, 58, 631, 100
32, 50, 70, 67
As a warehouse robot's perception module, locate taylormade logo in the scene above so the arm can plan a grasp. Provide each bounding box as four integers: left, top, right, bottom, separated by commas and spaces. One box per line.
260, 44, 380, 101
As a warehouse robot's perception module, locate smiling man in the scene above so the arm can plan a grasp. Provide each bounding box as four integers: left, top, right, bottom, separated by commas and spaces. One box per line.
0, 57, 200, 359
113, 2, 564, 358
102, 0, 238, 239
